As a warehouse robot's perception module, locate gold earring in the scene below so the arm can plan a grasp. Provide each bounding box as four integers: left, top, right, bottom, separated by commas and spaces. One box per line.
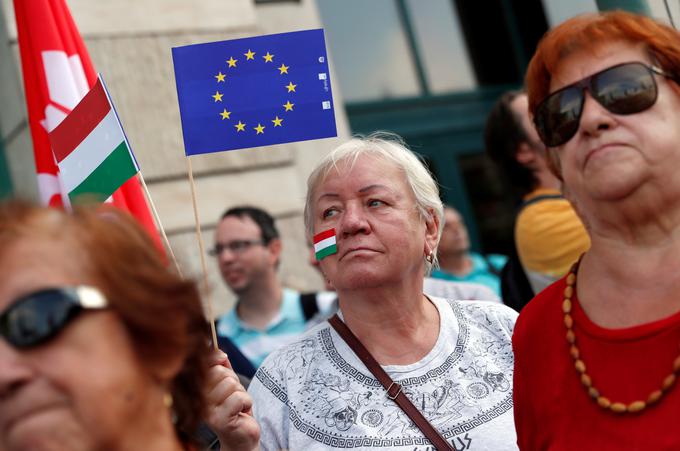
164, 392, 178, 425
163, 392, 173, 408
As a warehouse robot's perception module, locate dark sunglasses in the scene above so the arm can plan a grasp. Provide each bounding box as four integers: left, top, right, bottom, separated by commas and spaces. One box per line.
0, 286, 108, 349
534, 62, 672, 147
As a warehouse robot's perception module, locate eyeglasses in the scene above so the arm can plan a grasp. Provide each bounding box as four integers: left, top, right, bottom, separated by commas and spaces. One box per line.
534, 62, 672, 147
0, 286, 108, 349
208, 240, 264, 257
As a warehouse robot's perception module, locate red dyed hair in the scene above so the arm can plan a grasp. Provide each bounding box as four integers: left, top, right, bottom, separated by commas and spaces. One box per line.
0, 200, 210, 445
526, 11, 680, 116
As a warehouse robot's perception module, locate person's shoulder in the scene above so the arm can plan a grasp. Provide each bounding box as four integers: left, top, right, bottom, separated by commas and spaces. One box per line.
456, 298, 518, 321
215, 306, 241, 337
441, 297, 518, 331
517, 189, 574, 223
424, 278, 501, 302
514, 277, 565, 341
257, 320, 328, 369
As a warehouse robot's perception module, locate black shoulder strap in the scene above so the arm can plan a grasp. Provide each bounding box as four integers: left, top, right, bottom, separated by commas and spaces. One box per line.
328, 315, 454, 450
300, 292, 319, 321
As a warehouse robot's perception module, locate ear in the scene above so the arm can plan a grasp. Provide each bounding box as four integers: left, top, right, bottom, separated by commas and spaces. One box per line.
515, 142, 535, 165
423, 208, 440, 257
267, 238, 283, 265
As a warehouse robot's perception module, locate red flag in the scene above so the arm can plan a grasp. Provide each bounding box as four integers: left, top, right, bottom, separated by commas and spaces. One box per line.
13, 0, 161, 248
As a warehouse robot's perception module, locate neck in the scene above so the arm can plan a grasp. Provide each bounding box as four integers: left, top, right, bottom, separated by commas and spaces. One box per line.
116, 387, 185, 451
438, 251, 472, 276
235, 275, 283, 329
534, 168, 562, 191
577, 236, 680, 328
568, 178, 680, 327
579, 182, 680, 248
336, 276, 440, 365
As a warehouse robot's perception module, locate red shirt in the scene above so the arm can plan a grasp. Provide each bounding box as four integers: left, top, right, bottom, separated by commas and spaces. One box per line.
513, 276, 680, 450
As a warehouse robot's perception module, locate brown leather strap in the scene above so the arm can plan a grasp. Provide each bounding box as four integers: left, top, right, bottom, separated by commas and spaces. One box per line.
328, 314, 453, 451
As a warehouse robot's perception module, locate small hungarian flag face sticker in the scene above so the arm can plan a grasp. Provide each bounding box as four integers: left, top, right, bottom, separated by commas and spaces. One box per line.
314, 228, 337, 261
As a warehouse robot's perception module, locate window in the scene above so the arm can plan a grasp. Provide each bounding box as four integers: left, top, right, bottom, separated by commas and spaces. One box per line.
317, 0, 476, 102
317, 0, 421, 102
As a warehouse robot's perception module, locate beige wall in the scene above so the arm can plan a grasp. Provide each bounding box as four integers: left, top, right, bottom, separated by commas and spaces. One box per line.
0, 1, 37, 201
0, 0, 350, 315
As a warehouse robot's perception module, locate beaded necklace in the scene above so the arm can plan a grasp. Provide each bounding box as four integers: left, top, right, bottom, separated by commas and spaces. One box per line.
562, 261, 680, 414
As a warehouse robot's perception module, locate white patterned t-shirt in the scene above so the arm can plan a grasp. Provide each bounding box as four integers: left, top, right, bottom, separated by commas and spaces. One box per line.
248, 297, 519, 451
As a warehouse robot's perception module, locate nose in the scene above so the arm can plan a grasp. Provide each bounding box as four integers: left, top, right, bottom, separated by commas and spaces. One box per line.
217, 246, 238, 265
339, 202, 370, 237
578, 91, 617, 139
0, 340, 33, 399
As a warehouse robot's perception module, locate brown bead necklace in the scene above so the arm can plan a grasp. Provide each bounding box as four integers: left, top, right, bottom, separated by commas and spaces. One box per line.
562, 262, 680, 414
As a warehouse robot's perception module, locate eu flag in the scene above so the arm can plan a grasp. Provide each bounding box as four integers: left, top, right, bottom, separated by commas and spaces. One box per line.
172, 29, 337, 156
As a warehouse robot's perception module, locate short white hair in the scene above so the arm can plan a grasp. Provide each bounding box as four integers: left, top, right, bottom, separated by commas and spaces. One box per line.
304, 132, 444, 274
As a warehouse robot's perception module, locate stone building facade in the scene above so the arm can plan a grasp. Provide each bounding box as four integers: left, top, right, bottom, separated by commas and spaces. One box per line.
0, 0, 350, 314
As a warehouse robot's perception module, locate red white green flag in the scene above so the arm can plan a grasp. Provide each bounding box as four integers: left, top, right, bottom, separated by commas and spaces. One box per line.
314, 228, 337, 260
48, 76, 138, 203
13, 0, 161, 248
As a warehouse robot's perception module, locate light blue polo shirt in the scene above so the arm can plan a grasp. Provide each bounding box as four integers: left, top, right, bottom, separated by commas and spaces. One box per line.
431, 252, 507, 297
216, 288, 307, 368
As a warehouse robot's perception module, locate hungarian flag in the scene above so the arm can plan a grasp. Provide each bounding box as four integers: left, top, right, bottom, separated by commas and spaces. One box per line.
13, 0, 160, 246
313, 228, 337, 260
49, 76, 139, 203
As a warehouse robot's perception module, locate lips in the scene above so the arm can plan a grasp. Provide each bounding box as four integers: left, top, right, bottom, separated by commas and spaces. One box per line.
222, 268, 244, 283
339, 246, 378, 260
583, 142, 624, 167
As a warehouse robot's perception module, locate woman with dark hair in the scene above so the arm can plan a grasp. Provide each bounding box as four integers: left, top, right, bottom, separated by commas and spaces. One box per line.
514, 11, 680, 449
0, 201, 258, 451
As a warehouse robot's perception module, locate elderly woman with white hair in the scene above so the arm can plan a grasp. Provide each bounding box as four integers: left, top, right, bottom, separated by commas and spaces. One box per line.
248, 133, 519, 450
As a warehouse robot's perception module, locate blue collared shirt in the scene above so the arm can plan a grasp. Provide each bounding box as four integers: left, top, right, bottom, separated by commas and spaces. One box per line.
431, 252, 507, 297
216, 288, 307, 368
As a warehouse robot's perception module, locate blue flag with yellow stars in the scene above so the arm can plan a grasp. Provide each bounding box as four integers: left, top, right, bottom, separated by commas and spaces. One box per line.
172, 29, 337, 156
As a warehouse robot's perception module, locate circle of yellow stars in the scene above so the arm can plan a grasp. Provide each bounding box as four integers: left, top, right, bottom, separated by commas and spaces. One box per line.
211, 49, 298, 135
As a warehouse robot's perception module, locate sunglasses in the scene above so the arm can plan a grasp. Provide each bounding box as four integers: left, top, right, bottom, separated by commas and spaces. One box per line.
0, 286, 108, 349
534, 62, 672, 147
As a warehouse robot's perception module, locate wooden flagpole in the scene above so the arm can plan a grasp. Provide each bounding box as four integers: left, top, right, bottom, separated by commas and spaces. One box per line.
136, 173, 183, 277
186, 157, 219, 349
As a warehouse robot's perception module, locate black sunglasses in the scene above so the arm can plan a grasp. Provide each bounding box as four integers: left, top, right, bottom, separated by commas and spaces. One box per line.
0, 286, 108, 349
534, 62, 672, 147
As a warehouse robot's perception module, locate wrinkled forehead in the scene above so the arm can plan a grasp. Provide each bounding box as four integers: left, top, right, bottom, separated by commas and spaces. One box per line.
312, 153, 408, 197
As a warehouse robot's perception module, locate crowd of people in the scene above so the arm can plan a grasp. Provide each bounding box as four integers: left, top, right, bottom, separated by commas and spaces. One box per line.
2, 9, 679, 451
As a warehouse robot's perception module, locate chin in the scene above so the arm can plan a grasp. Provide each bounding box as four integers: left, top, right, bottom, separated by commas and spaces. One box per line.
7, 416, 89, 451
334, 269, 395, 291
587, 173, 648, 202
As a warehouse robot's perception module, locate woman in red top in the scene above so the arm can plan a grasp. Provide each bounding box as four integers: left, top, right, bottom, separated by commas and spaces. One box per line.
513, 11, 680, 450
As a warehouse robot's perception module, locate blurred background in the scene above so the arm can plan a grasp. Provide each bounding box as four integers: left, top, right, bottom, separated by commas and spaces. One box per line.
0, 0, 674, 313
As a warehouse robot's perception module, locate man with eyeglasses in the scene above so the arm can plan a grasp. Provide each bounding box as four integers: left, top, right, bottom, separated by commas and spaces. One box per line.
211, 206, 324, 369
485, 91, 590, 310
